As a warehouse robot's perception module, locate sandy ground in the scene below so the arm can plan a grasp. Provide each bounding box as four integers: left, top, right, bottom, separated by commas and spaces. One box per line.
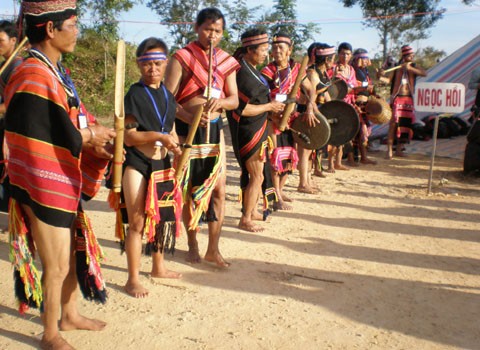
1, 139, 480, 350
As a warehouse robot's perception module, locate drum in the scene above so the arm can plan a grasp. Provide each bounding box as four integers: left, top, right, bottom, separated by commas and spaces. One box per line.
327, 79, 348, 101
291, 112, 331, 150
365, 96, 392, 124
319, 100, 360, 146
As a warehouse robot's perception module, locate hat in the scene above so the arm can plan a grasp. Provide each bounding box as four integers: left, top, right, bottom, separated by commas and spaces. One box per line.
241, 33, 269, 48
401, 45, 414, 57
22, 0, 77, 25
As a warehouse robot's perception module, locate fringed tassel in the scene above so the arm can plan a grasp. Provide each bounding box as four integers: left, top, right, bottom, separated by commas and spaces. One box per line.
188, 145, 222, 231
8, 198, 43, 313
171, 179, 183, 239
262, 187, 278, 220
145, 221, 176, 256
75, 211, 107, 304
271, 148, 286, 173
144, 175, 160, 244
108, 189, 126, 253
291, 148, 299, 171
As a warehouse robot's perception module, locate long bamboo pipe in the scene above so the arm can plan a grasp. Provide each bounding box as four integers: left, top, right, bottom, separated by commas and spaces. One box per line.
112, 40, 126, 193
0, 37, 29, 76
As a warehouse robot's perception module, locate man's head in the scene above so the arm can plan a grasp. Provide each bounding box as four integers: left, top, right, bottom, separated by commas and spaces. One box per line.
311, 42, 336, 68
337, 42, 352, 65
401, 45, 415, 62
136, 37, 169, 86
22, 0, 78, 48
271, 32, 293, 65
0, 20, 18, 59
195, 7, 225, 50
352, 48, 370, 68
240, 27, 269, 66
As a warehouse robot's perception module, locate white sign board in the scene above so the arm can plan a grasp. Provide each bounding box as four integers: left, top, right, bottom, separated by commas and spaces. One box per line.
415, 82, 465, 113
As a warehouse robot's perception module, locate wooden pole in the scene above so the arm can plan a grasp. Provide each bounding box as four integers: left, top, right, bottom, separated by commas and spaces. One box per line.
0, 37, 28, 76
175, 105, 204, 181
205, 40, 214, 144
112, 40, 126, 193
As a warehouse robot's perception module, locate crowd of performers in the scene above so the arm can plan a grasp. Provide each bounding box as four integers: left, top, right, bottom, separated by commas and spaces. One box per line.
0, 1, 428, 349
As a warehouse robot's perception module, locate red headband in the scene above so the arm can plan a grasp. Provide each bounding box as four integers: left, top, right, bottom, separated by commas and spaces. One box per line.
241, 33, 269, 48
272, 36, 292, 46
315, 47, 336, 57
402, 46, 414, 56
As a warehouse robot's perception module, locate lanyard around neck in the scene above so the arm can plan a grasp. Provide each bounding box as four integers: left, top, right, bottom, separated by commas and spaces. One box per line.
142, 83, 169, 133
242, 59, 269, 89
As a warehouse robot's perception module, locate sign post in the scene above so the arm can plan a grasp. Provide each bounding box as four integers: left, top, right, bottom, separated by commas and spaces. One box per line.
414, 82, 465, 194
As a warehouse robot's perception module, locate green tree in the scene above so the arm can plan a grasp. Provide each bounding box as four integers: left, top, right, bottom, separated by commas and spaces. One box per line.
415, 46, 446, 69
146, 0, 220, 51
263, 0, 320, 53
340, 0, 444, 60
77, 0, 136, 40
222, 0, 263, 53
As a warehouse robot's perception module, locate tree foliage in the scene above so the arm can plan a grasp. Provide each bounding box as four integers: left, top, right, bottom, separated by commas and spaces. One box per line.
146, 0, 220, 51
340, 0, 445, 60
222, 0, 263, 53
77, 0, 136, 40
263, 0, 320, 53
145, 0, 319, 53
62, 29, 139, 121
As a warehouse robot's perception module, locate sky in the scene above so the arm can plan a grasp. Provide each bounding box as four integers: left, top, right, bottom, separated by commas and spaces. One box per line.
1, 0, 479, 58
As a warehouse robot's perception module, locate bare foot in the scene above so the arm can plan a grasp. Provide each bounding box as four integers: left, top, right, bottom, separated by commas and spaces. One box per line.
360, 158, 377, 165
297, 186, 318, 194
326, 167, 335, 174
151, 269, 182, 279
204, 251, 231, 268
282, 194, 293, 202
40, 333, 74, 350
346, 160, 359, 167
238, 220, 265, 232
123, 281, 149, 298
335, 164, 350, 171
385, 150, 393, 160
313, 170, 326, 178
273, 200, 293, 211
251, 210, 264, 221
186, 246, 201, 264
59, 314, 107, 331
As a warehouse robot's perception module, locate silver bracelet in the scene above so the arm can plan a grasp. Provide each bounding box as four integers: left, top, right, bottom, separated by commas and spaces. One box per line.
87, 127, 95, 142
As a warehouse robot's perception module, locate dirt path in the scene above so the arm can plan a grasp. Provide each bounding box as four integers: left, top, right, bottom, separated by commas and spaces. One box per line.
1, 145, 479, 349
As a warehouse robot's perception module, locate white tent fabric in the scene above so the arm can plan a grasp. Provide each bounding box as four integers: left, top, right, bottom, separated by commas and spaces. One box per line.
370, 34, 480, 139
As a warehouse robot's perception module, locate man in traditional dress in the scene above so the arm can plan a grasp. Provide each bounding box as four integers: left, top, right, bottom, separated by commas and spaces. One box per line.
165, 7, 239, 267
227, 28, 284, 232
347, 48, 377, 166
4, 1, 116, 348
379, 45, 427, 159
0, 20, 21, 115
306, 42, 336, 178
120, 37, 183, 298
261, 33, 315, 207
0, 20, 22, 212
328, 42, 357, 172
